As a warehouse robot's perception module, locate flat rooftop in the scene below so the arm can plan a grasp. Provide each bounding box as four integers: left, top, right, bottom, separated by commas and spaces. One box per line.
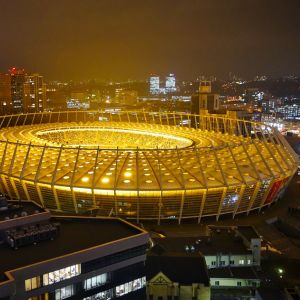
152, 228, 251, 255
237, 226, 260, 241
0, 216, 144, 282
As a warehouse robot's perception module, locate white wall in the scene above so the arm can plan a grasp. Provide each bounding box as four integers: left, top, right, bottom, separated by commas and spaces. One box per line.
210, 277, 260, 288
205, 254, 253, 269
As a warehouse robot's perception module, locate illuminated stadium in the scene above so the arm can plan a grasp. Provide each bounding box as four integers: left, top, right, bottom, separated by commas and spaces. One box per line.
0, 111, 297, 223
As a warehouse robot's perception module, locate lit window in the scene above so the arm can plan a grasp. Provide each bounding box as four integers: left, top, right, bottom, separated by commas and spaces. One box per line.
83, 274, 146, 300
25, 276, 41, 291
239, 259, 245, 265
84, 273, 108, 290
43, 264, 81, 286
55, 285, 74, 300
115, 276, 146, 297
83, 290, 112, 300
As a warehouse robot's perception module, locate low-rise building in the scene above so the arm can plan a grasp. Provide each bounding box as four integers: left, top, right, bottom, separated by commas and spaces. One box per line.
151, 226, 261, 270
146, 245, 210, 300
209, 266, 260, 288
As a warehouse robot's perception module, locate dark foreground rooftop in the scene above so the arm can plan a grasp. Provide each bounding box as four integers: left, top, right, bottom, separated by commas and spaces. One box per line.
146, 251, 210, 286
152, 228, 251, 255
0, 216, 143, 282
237, 226, 260, 241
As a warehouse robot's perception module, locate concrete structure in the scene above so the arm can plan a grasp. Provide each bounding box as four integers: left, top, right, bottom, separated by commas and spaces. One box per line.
198, 81, 220, 113
0, 111, 297, 223
0, 200, 149, 300
150, 226, 262, 300
202, 227, 261, 269
150, 226, 262, 270
209, 267, 259, 300
209, 266, 260, 288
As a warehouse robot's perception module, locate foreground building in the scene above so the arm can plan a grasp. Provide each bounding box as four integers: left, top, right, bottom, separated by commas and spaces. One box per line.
146, 245, 210, 300
149, 225, 262, 300
0, 111, 297, 223
0, 199, 149, 300
151, 226, 261, 270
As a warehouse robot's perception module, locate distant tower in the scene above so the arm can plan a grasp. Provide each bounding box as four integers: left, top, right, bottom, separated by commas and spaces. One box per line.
165, 73, 176, 93
24, 73, 46, 113
0, 73, 12, 115
191, 81, 220, 122
9, 67, 26, 114
149, 75, 160, 95
199, 81, 219, 113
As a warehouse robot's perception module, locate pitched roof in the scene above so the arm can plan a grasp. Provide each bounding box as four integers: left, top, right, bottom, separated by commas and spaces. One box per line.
146, 252, 210, 286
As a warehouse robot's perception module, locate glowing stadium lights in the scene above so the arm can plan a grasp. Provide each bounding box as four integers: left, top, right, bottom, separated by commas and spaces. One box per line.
101, 177, 110, 184
81, 177, 89, 183
0, 110, 296, 223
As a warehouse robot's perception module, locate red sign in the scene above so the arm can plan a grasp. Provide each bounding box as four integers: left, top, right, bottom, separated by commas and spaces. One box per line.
264, 180, 284, 204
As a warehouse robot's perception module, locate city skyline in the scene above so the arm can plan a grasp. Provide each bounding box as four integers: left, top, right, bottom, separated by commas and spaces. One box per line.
0, 0, 300, 81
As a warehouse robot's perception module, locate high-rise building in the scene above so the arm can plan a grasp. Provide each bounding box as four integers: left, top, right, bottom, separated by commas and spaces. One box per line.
0, 72, 12, 115
24, 73, 46, 112
276, 103, 300, 120
149, 75, 160, 95
165, 73, 176, 93
9, 67, 26, 114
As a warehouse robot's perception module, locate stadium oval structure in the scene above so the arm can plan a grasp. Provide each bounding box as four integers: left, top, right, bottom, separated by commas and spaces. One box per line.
0, 111, 297, 223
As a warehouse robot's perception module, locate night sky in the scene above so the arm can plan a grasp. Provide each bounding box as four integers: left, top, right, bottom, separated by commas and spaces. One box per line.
0, 0, 299, 80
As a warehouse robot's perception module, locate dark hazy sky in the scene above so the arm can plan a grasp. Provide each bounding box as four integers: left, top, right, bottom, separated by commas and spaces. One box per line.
0, 0, 299, 80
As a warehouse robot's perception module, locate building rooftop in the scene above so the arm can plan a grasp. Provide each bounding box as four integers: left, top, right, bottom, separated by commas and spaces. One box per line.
0, 215, 144, 282
152, 228, 251, 255
146, 250, 210, 286
237, 226, 260, 241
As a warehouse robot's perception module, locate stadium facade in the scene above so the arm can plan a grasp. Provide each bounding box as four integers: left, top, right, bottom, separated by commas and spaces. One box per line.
0, 111, 297, 223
